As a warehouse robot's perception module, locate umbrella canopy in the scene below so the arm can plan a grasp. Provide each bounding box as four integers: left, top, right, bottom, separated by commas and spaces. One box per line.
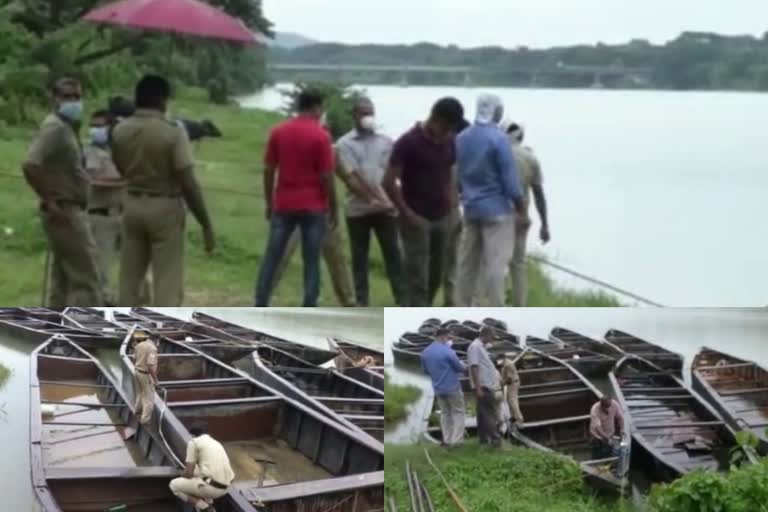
83, 0, 261, 45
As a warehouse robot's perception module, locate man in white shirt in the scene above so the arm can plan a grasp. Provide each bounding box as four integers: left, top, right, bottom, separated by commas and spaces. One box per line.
467, 326, 503, 447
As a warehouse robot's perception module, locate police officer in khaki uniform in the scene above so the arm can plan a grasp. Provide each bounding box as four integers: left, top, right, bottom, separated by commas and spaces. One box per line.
170, 422, 235, 511
132, 330, 158, 425
22, 77, 103, 307
111, 75, 215, 306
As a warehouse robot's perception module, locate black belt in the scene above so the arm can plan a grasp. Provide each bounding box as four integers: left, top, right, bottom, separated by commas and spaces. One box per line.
127, 190, 180, 198
204, 478, 228, 490
88, 207, 121, 216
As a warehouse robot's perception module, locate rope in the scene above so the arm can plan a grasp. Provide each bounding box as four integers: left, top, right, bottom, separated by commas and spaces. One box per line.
528, 254, 665, 307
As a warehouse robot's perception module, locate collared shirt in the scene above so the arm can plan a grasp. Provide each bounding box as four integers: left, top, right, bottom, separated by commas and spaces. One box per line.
25, 114, 87, 204
185, 434, 235, 486
336, 129, 394, 218
511, 143, 543, 217
467, 338, 501, 391
111, 109, 194, 196
420, 341, 466, 396
390, 123, 456, 221
265, 116, 334, 213
456, 124, 521, 221
83, 144, 124, 209
134, 340, 157, 372
590, 400, 624, 440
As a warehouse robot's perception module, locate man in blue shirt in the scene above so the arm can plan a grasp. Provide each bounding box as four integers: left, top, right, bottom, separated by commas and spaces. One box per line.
455, 94, 524, 306
421, 327, 467, 447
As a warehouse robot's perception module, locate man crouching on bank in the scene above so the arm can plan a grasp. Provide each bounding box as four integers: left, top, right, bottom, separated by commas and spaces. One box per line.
170, 421, 235, 511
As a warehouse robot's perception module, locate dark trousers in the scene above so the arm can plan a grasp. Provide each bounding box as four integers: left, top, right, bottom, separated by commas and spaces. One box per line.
399, 208, 459, 306
347, 213, 404, 306
255, 211, 326, 307
591, 438, 614, 459
477, 388, 501, 447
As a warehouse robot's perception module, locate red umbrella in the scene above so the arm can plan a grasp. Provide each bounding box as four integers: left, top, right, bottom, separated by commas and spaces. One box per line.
83, 0, 262, 45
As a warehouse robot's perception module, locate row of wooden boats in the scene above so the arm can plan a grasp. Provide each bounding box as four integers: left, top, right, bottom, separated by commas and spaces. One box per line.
6, 307, 387, 512
413, 319, 766, 494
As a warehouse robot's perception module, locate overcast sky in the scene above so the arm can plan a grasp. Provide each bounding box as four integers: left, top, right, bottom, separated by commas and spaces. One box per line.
263, 0, 768, 48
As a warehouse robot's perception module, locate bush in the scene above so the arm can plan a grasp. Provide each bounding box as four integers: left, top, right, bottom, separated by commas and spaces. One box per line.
384, 372, 422, 425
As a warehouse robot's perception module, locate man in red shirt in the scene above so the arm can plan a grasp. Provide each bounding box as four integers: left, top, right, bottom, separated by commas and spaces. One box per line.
255, 91, 338, 306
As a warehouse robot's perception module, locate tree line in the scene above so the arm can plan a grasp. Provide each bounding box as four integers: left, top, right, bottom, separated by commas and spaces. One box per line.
269, 31, 768, 91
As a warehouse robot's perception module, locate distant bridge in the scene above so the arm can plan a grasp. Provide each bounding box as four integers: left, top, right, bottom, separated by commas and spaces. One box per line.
267, 62, 654, 87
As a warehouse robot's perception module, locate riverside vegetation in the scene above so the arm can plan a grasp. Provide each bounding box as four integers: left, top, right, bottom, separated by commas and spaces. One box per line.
384, 372, 422, 425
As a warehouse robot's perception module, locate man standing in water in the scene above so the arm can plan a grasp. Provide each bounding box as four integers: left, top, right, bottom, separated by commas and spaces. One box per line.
22, 77, 102, 306
337, 96, 403, 306
502, 121, 550, 306
455, 94, 523, 306
170, 421, 235, 511
255, 90, 338, 306
467, 327, 503, 447
421, 327, 467, 447
383, 98, 464, 306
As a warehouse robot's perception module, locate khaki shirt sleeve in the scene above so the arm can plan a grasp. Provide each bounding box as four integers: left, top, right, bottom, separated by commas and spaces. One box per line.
26, 124, 64, 166
172, 126, 194, 172
185, 439, 198, 464
147, 346, 157, 368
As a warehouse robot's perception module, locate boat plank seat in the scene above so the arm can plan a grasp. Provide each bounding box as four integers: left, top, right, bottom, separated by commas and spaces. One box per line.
520, 379, 585, 390
313, 397, 384, 405
159, 377, 249, 386
719, 387, 768, 396
696, 363, 755, 371
340, 414, 385, 421
521, 414, 591, 429
625, 395, 692, 401
635, 421, 724, 429
621, 387, 687, 392
236, 471, 384, 502
168, 397, 281, 407
519, 388, 591, 400
46, 467, 181, 480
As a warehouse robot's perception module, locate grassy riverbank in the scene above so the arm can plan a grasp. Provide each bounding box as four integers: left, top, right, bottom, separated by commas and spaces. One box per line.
384, 372, 422, 425
385, 443, 638, 512
0, 363, 10, 388
0, 88, 621, 306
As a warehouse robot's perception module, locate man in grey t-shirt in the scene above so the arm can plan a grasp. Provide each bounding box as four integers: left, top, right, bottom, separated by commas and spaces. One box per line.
467, 326, 502, 447
337, 97, 403, 306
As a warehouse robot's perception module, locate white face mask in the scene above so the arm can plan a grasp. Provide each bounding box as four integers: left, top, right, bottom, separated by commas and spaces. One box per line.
89, 127, 109, 146
359, 115, 376, 131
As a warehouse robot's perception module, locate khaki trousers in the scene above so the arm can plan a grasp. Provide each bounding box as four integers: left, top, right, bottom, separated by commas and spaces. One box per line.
133, 371, 155, 424
272, 222, 355, 307
509, 223, 530, 307
43, 205, 103, 307
455, 214, 516, 307
436, 391, 466, 446
119, 195, 185, 306
505, 382, 524, 424
170, 473, 228, 504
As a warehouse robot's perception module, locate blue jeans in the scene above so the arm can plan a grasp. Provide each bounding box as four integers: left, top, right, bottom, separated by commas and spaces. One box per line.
255, 211, 327, 306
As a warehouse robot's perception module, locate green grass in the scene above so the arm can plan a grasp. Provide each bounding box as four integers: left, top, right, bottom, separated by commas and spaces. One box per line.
384, 372, 422, 425
0, 363, 10, 389
0, 87, 623, 306
385, 443, 639, 512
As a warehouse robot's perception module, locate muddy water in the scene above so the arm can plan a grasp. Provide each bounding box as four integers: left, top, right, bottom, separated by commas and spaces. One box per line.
0, 308, 382, 511
384, 308, 768, 443
226, 438, 332, 485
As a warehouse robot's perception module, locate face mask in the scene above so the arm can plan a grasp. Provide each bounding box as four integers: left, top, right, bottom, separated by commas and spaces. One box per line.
359, 115, 376, 131
58, 101, 83, 122
90, 127, 109, 146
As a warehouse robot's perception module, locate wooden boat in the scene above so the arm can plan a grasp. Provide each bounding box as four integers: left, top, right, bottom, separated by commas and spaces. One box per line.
550, 327, 623, 359
427, 350, 630, 495
482, 318, 508, 332
112, 311, 161, 330
397, 332, 435, 346
604, 329, 683, 376
0, 317, 122, 348
120, 329, 384, 511
328, 336, 384, 366
191, 311, 339, 366
343, 366, 384, 391
30, 335, 183, 511
692, 347, 768, 455
62, 307, 128, 336
527, 336, 616, 377
240, 344, 385, 442
0, 307, 63, 322
392, 337, 521, 367
610, 356, 755, 482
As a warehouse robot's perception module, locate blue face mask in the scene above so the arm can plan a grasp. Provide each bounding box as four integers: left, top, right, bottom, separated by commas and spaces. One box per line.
90, 127, 109, 146
58, 101, 83, 122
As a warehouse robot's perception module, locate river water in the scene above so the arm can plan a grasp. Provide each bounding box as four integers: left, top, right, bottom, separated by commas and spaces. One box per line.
383, 307, 768, 443
0, 307, 382, 511
242, 86, 768, 307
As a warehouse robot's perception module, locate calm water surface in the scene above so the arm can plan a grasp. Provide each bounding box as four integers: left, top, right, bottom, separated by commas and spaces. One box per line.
384, 308, 768, 443
0, 307, 382, 511
243, 86, 768, 307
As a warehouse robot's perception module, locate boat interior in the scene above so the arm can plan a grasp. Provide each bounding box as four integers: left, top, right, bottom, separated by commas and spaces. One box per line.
551, 328, 621, 358
33, 337, 179, 512
63, 308, 126, 333
615, 358, 734, 473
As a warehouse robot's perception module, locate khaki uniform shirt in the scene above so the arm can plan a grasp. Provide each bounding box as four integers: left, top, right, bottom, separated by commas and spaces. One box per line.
134, 340, 157, 372
111, 109, 194, 196
186, 434, 235, 486
25, 114, 87, 205
83, 144, 124, 210
511, 143, 543, 216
